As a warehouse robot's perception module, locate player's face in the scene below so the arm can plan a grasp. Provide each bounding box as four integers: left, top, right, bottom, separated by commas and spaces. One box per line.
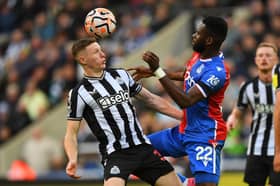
255, 46, 278, 72
192, 24, 209, 53
84, 42, 107, 71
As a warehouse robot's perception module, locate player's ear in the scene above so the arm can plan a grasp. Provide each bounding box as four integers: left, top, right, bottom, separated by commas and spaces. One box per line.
78, 56, 86, 65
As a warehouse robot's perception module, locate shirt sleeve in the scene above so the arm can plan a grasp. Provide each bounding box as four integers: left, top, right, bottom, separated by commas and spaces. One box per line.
67, 88, 85, 120
196, 67, 226, 97
126, 71, 142, 97
236, 82, 249, 110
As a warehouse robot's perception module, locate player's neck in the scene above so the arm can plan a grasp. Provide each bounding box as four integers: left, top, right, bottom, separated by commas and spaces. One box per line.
200, 50, 219, 59
84, 69, 104, 78
258, 70, 272, 83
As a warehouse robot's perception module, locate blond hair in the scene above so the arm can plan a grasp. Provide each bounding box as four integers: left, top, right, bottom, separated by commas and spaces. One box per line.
257, 42, 278, 55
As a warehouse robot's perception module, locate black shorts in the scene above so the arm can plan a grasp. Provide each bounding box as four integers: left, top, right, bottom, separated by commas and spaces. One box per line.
103, 144, 174, 185
244, 155, 280, 185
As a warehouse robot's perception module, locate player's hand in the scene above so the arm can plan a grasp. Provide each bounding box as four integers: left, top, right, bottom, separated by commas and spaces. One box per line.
226, 114, 237, 132
66, 160, 81, 179
274, 153, 280, 172
142, 51, 160, 72
127, 66, 154, 81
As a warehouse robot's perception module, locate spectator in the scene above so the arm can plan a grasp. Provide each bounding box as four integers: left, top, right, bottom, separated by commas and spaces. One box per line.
18, 80, 49, 121
21, 127, 64, 176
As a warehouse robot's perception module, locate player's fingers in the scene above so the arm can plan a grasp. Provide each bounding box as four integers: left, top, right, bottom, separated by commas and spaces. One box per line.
144, 51, 158, 60
148, 52, 159, 61
126, 67, 136, 71
142, 52, 150, 60
143, 54, 155, 63
134, 75, 141, 81
66, 167, 81, 179
67, 171, 81, 179
70, 174, 81, 179
131, 73, 138, 80
226, 123, 232, 132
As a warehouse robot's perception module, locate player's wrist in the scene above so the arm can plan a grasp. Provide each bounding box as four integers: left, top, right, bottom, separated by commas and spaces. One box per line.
154, 67, 166, 79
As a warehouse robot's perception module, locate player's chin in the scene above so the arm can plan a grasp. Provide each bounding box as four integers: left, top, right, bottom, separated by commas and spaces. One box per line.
101, 63, 106, 68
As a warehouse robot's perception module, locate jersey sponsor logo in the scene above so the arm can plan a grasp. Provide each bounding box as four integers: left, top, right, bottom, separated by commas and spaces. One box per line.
185, 72, 196, 88
110, 165, 120, 174
195, 146, 213, 167
206, 75, 220, 87
255, 104, 274, 113
97, 90, 129, 109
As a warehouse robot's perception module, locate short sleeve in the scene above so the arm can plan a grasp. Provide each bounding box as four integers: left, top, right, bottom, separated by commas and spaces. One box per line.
67, 88, 85, 120
126, 71, 142, 97
236, 82, 249, 109
196, 68, 226, 97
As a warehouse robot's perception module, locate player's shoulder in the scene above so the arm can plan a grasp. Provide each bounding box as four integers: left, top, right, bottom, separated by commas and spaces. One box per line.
273, 64, 280, 75
240, 77, 257, 90
202, 60, 227, 77
106, 68, 126, 73
68, 79, 85, 96
106, 68, 132, 79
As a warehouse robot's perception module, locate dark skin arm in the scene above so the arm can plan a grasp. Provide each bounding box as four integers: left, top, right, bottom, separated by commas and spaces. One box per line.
142, 51, 204, 109
127, 66, 185, 81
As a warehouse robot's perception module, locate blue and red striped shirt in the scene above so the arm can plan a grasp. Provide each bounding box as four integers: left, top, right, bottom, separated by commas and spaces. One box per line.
180, 52, 230, 143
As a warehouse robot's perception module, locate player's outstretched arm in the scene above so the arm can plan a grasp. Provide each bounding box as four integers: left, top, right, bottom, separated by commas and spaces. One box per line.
274, 91, 280, 172
127, 66, 185, 81
64, 120, 82, 179
127, 66, 154, 81
142, 51, 204, 108
135, 87, 183, 120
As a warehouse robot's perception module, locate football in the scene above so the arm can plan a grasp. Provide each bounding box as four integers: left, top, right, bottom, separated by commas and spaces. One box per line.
84, 8, 117, 39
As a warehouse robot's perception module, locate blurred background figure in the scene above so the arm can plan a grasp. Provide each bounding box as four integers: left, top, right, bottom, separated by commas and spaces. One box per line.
21, 127, 64, 176
18, 80, 49, 121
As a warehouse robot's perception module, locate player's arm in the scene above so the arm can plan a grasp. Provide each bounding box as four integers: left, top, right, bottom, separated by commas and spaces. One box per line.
135, 87, 183, 120
226, 107, 243, 132
156, 78, 203, 108
274, 90, 280, 172
127, 66, 185, 81
142, 51, 204, 108
64, 120, 81, 179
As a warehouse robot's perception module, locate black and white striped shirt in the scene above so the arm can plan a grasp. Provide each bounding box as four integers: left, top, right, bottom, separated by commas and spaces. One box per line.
67, 68, 150, 157
237, 77, 275, 156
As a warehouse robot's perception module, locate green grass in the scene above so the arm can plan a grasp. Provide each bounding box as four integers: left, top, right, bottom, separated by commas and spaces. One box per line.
128, 171, 246, 186
219, 172, 246, 186
2, 172, 246, 186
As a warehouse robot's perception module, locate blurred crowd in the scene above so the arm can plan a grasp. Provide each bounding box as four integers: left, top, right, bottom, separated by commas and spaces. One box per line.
1, 0, 280, 179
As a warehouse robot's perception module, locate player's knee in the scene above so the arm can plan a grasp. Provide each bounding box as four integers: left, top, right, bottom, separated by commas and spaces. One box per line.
154, 171, 182, 186
104, 177, 126, 186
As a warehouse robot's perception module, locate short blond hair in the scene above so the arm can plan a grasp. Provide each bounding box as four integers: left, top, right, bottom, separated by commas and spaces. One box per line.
257, 42, 278, 55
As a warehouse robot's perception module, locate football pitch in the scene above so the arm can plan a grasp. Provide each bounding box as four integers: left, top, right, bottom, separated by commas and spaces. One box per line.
2, 172, 246, 186
128, 172, 246, 186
